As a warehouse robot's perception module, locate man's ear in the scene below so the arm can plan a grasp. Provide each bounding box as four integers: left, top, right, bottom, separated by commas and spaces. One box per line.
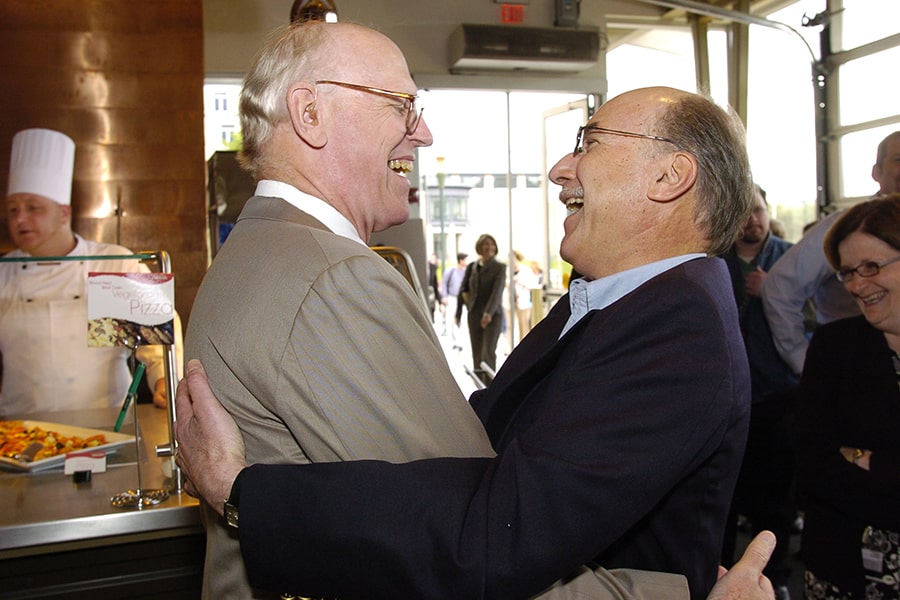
647, 151, 697, 203
286, 83, 326, 148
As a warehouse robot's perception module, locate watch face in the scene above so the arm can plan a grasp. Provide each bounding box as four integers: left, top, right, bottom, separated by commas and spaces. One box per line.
224, 501, 239, 529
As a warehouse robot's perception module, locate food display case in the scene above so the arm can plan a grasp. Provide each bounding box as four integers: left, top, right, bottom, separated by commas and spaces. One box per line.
0, 247, 202, 595
0, 405, 202, 597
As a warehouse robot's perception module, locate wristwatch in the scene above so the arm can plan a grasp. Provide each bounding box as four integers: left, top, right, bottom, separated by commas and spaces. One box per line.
224, 474, 242, 529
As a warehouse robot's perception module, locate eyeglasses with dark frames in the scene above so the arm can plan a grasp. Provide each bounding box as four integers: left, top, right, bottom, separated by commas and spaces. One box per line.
835, 254, 900, 282
315, 80, 424, 135
573, 125, 676, 157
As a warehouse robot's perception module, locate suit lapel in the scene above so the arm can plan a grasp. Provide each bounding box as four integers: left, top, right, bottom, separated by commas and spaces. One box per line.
479, 298, 577, 445
470, 261, 481, 295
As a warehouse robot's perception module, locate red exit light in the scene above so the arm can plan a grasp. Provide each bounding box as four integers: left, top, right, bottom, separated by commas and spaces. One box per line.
501, 4, 524, 23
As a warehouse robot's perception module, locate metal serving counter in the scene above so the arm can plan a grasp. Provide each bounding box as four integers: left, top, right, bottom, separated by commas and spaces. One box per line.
0, 405, 204, 598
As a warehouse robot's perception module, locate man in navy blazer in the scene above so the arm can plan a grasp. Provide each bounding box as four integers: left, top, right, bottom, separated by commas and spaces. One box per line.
175, 86, 755, 600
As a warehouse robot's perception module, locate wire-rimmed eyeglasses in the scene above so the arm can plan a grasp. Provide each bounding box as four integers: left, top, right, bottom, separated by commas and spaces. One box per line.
315, 80, 424, 135
573, 125, 675, 157
835, 255, 900, 282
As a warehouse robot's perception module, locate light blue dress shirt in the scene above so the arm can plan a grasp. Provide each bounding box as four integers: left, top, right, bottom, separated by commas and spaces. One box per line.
561, 254, 706, 338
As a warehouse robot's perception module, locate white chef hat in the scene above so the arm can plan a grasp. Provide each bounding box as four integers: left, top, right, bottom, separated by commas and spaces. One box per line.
7, 128, 76, 206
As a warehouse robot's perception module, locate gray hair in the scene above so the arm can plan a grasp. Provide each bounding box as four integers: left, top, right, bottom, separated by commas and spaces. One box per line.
655, 94, 754, 256
237, 22, 332, 177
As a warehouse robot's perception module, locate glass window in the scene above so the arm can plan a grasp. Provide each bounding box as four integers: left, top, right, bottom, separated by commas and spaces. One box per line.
219, 126, 237, 145
607, 29, 729, 106
838, 47, 900, 126
607, 32, 697, 99
706, 30, 730, 104
839, 124, 896, 198
838, 0, 900, 51
204, 81, 242, 159
746, 3, 821, 240
417, 90, 585, 284
417, 90, 510, 176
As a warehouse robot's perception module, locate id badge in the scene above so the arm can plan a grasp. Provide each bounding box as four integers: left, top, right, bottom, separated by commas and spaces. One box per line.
862, 547, 884, 573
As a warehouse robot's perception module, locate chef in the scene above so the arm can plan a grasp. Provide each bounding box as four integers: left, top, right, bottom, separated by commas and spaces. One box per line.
0, 128, 181, 417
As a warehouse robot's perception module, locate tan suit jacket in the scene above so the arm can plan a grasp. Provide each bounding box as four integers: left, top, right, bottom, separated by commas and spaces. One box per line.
186, 197, 494, 599
538, 567, 688, 600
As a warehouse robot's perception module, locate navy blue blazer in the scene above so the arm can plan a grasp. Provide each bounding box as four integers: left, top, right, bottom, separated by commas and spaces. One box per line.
235, 257, 751, 600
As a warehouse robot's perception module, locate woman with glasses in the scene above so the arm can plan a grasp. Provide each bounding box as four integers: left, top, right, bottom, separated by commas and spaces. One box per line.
793, 195, 900, 599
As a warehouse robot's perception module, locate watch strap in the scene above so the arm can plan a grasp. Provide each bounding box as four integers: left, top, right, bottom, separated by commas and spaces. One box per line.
223, 470, 243, 529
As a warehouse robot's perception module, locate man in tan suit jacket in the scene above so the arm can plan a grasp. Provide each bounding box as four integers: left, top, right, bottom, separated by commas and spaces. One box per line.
185, 21, 495, 600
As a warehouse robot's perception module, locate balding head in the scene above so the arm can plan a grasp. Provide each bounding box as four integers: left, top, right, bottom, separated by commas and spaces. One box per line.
548, 87, 752, 279
873, 131, 900, 196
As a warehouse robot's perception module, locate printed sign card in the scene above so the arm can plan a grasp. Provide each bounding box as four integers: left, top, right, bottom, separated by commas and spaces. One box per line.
86, 272, 175, 347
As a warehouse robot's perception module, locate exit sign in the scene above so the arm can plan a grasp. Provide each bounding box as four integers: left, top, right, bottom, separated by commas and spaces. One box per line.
500, 4, 525, 23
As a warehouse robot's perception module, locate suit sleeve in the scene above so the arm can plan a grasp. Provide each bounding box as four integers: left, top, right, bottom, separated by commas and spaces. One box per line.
482, 262, 506, 318
533, 566, 689, 600
794, 323, 900, 521
236, 276, 745, 599
457, 263, 473, 319
761, 219, 832, 375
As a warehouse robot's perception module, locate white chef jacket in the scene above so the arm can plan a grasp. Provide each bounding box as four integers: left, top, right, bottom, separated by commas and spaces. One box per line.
0, 235, 176, 417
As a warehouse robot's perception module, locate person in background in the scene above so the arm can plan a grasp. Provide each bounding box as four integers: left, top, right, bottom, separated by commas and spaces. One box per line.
719, 184, 797, 600
768, 218, 787, 240
531, 259, 547, 310
762, 131, 900, 375
428, 251, 441, 323
530, 259, 544, 286
793, 195, 900, 599
458, 233, 505, 383
0, 128, 180, 416
513, 249, 539, 342
175, 86, 754, 600
441, 251, 468, 350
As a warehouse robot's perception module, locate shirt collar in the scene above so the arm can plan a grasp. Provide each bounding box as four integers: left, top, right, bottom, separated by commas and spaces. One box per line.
561, 253, 706, 338
255, 180, 366, 246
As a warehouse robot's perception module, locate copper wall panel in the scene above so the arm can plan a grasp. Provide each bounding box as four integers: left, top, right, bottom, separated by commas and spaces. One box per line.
0, 0, 207, 326
2, 32, 203, 73
72, 180, 205, 221
0, 108, 201, 147
2, 70, 204, 110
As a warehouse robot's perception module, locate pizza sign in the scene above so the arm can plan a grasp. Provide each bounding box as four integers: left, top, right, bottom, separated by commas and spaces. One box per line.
86, 272, 175, 348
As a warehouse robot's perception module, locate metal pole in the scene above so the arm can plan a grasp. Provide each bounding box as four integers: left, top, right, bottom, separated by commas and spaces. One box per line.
153, 250, 183, 494
812, 14, 832, 215
506, 92, 516, 350
436, 157, 447, 273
